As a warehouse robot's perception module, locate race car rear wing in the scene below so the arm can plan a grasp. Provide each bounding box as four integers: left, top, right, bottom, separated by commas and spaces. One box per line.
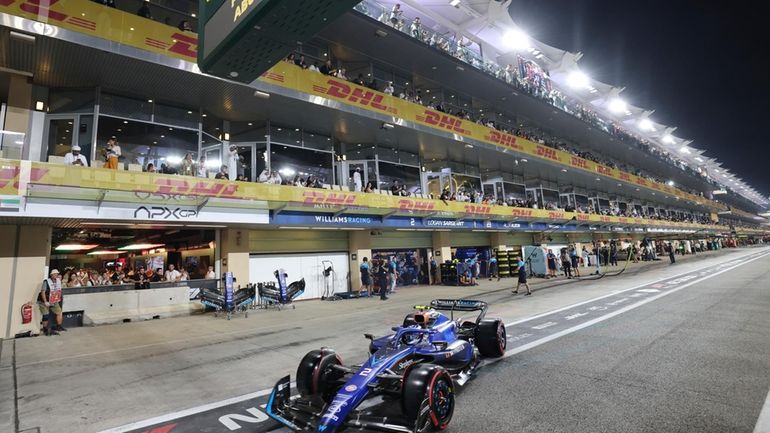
427, 299, 488, 321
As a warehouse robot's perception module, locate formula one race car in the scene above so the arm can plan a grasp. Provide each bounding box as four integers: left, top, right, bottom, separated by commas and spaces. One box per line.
266, 299, 506, 433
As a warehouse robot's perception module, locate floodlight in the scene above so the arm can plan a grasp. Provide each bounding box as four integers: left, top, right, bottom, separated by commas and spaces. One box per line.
662, 135, 675, 144
503, 29, 530, 50
639, 118, 653, 131
567, 70, 590, 89
608, 98, 627, 113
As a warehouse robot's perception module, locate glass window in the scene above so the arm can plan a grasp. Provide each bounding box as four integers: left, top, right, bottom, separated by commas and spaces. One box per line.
231, 121, 267, 142
96, 116, 198, 171
503, 182, 526, 201
349, 144, 377, 160
46, 118, 75, 159
48, 89, 95, 114
100, 94, 152, 121
270, 125, 302, 145
154, 103, 199, 129
378, 161, 421, 194
77, 115, 94, 165
452, 173, 481, 195
303, 131, 333, 151
270, 145, 333, 185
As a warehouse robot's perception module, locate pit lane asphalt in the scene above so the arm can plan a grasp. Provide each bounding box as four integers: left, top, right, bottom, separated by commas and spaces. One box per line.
450, 251, 770, 433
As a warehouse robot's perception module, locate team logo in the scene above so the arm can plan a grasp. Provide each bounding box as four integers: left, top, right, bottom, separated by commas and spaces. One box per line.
344, 385, 358, 392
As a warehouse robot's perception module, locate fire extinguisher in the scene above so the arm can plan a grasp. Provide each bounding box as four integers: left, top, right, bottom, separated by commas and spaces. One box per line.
21, 302, 32, 324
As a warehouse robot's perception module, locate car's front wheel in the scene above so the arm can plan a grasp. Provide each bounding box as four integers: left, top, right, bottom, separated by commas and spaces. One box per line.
402, 364, 455, 431
296, 348, 343, 403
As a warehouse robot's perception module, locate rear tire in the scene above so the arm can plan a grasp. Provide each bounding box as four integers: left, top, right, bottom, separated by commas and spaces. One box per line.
296, 348, 343, 403
402, 364, 454, 431
475, 319, 506, 358
403, 314, 417, 327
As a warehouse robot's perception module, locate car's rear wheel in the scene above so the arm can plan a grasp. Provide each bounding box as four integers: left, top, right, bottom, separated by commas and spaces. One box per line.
403, 313, 417, 327
475, 319, 506, 358
296, 348, 343, 403
402, 364, 454, 431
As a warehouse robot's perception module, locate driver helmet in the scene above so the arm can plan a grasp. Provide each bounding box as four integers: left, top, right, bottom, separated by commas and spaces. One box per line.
413, 310, 438, 328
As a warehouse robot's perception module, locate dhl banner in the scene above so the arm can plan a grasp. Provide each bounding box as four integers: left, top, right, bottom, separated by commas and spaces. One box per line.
0, 0, 727, 212
0, 0, 197, 62
0, 159, 744, 233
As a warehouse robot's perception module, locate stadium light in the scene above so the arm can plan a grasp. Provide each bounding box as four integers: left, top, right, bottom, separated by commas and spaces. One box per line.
503, 29, 530, 50
662, 134, 675, 144
608, 98, 627, 113
667, 180, 675, 186
639, 118, 654, 131
567, 70, 590, 89
679, 147, 691, 154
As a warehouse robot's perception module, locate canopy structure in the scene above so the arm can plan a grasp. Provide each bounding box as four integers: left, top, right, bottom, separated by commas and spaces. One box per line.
369, 0, 768, 207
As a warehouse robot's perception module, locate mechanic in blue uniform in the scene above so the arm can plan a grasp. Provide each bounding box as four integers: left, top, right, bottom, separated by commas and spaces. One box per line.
512, 257, 531, 296
468, 255, 478, 285
387, 256, 398, 295
360, 257, 372, 296
488, 255, 498, 281
375, 258, 389, 300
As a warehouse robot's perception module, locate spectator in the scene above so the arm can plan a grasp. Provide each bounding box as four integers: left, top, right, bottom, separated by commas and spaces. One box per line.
257, 168, 270, 183
268, 170, 282, 185
353, 73, 365, 86
137, 0, 152, 19
180, 152, 195, 176
383, 82, 394, 95
178, 20, 193, 32
63, 145, 88, 166
164, 264, 181, 282
180, 269, 190, 281
308, 62, 320, 72
294, 54, 307, 69
389, 3, 402, 26
205, 266, 216, 279
320, 60, 333, 75
103, 137, 121, 169
214, 165, 228, 179
93, 0, 116, 8
227, 145, 239, 181
150, 268, 163, 282
410, 17, 421, 39
39, 269, 65, 335
292, 175, 304, 186
146, 163, 157, 173
364, 180, 375, 193
352, 167, 362, 192
197, 155, 208, 177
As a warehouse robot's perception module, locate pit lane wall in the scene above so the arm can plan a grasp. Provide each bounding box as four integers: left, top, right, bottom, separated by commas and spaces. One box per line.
0, 0, 730, 212
0, 158, 749, 233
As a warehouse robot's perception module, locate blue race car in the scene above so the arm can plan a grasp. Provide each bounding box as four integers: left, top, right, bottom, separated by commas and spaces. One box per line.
266, 299, 507, 433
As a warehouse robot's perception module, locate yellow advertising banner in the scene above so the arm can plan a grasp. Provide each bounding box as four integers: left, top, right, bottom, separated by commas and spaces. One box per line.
0, 0, 728, 212
0, 159, 739, 232
0, 0, 197, 62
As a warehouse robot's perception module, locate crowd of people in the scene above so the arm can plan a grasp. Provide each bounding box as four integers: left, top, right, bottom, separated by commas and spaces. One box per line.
354, 2, 741, 198
50, 263, 216, 288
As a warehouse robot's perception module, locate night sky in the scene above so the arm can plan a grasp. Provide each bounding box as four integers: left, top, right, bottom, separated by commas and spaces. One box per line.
508, 0, 770, 203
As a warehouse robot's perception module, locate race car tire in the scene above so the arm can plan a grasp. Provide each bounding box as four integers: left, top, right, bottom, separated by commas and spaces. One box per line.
296, 348, 343, 402
475, 319, 506, 358
403, 314, 417, 327
402, 364, 454, 431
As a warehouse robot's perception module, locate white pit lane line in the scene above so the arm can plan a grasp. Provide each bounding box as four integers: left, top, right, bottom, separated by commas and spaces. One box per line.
755, 387, 770, 433
99, 249, 770, 433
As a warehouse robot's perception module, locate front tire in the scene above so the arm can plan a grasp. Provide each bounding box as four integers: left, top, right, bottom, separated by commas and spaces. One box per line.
402, 364, 454, 431
475, 319, 506, 358
296, 348, 343, 403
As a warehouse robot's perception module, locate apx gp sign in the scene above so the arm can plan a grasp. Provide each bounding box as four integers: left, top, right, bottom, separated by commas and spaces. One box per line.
134, 206, 198, 220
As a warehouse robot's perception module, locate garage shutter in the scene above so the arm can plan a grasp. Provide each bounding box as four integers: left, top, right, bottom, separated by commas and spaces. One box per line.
448, 231, 489, 247
249, 229, 348, 253
371, 231, 432, 249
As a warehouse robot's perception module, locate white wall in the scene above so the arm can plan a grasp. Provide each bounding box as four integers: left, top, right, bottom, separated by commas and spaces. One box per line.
249, 252, 350, 300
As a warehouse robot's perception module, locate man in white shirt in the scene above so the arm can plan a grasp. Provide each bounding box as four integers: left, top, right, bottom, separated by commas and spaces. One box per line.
383, 82, 394, 95
258, 168, 270, 183
269, 171, 283, 185
227, 145, 239, 181
63, 145, 88, 167
164, 264, 181, 282
205, 266, 216, 279
353, 167, 362, 192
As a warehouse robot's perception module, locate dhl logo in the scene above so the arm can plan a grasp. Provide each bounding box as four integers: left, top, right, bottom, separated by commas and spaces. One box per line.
7, 0, 99, 31
302, 191, 356, 205
152, 178, 239, 197
398, 200, 435, 211
576, 214, 590, 221
618, 218, 628, 223
416, 110, 468, 134
485, 130, 522, 151
596, 165, 612, 176
635, 178, 648, 187
600, 216, 611, 222
619, 172, 632, 181
464, 204, 491, 215
144, 33, 197, 59
548, 211, 565, 219
535, 146, 559, 161
652, 183, 662, 190
318, 80, 397, 114
511, 209, 534, 217
0, 166, 48, 190
570, 157, 588, 169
